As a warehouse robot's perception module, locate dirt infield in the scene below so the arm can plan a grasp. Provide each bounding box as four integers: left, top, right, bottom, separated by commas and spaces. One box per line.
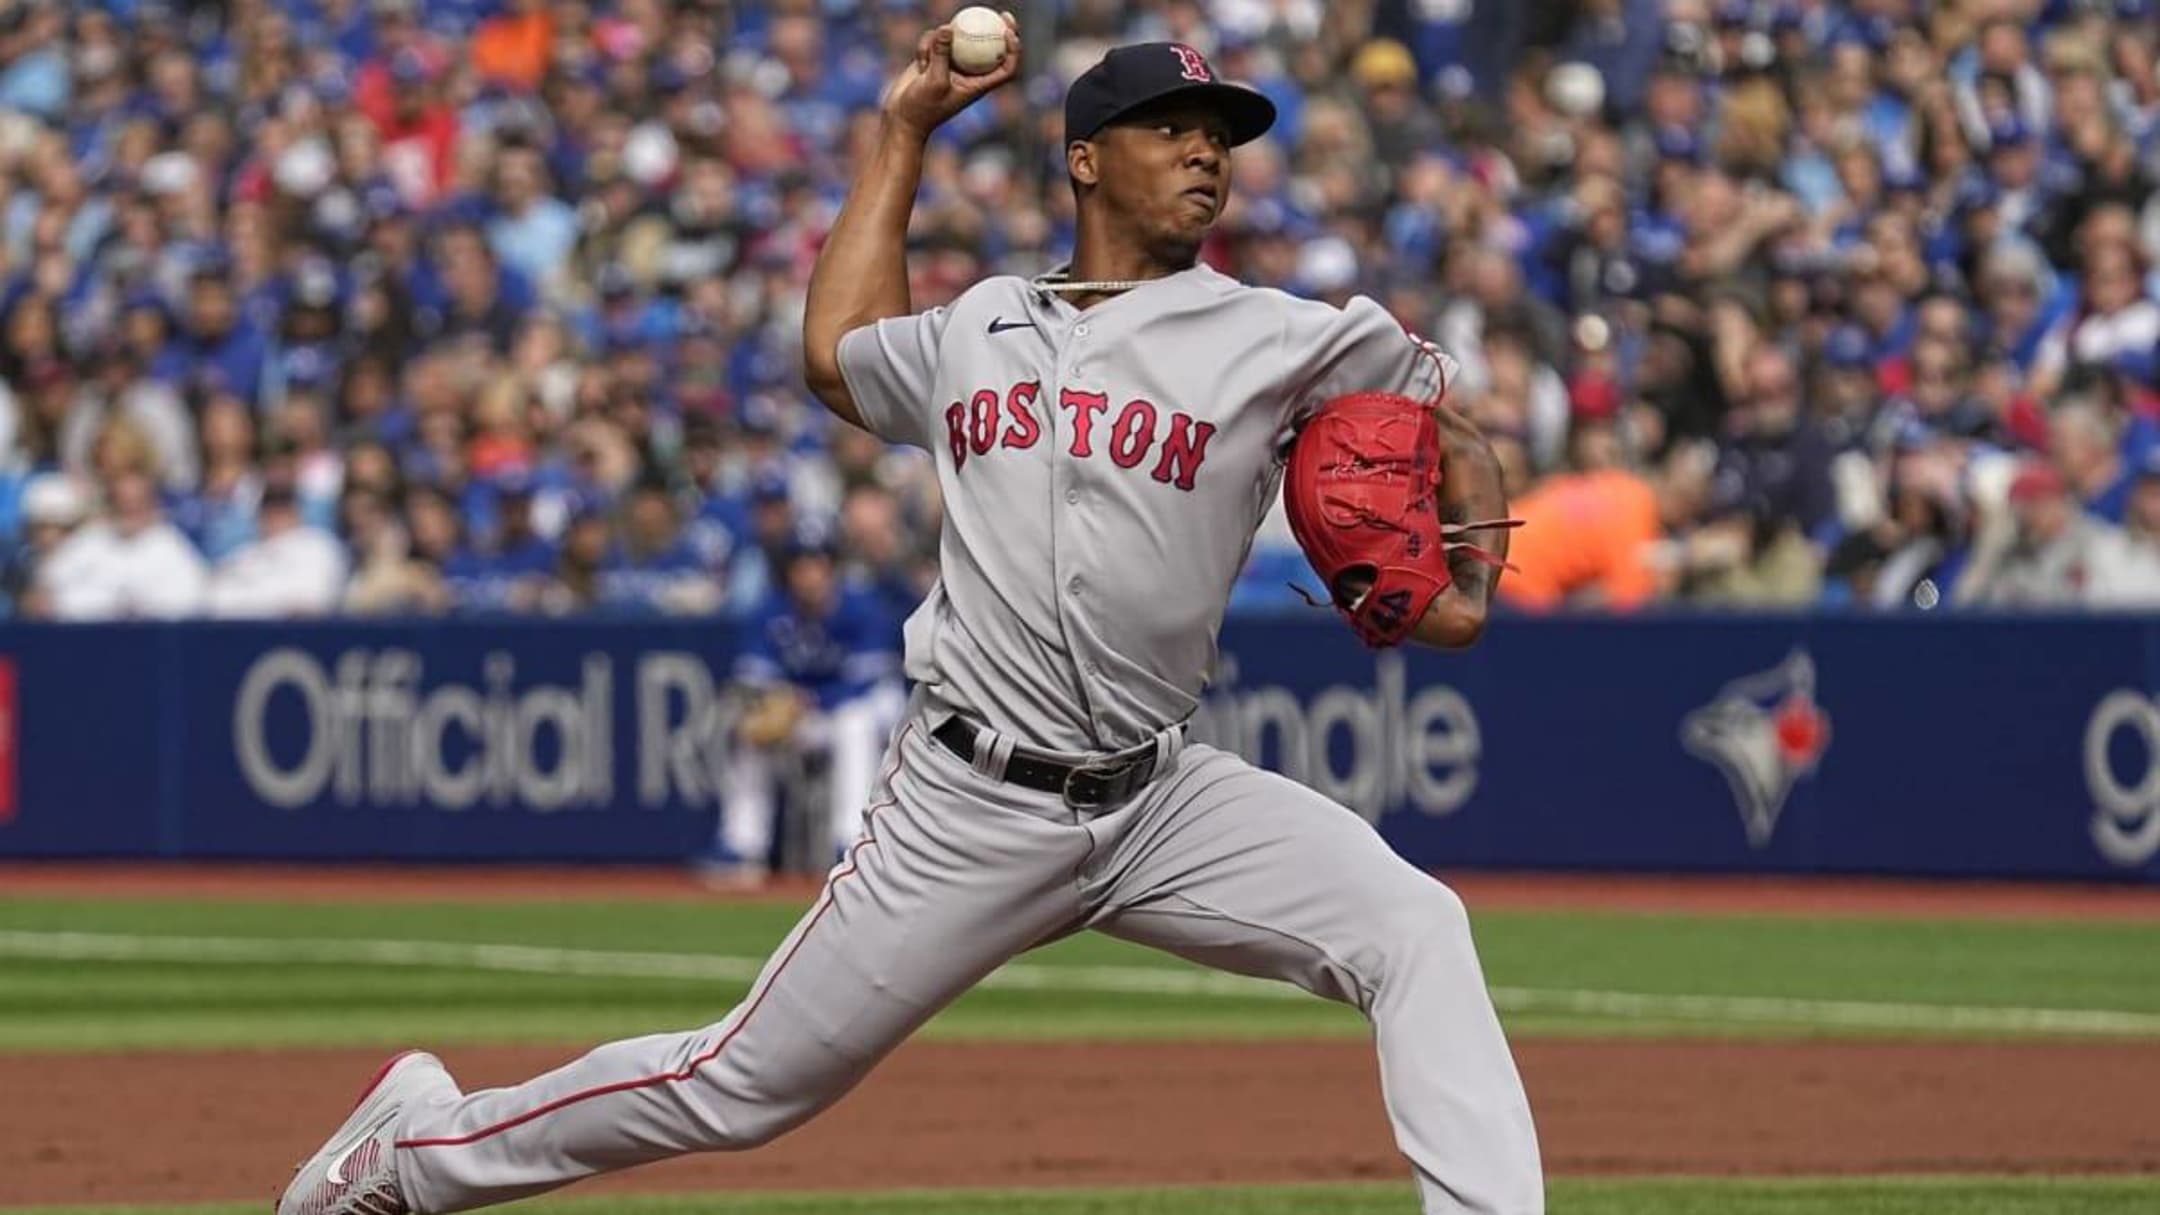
4, 1038, 2158, 1204
6, 862, 2160, 920
6, 866, 2158, 1204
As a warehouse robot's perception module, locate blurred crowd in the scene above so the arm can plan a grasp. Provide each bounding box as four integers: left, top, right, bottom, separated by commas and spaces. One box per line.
0, 0, 2155, 623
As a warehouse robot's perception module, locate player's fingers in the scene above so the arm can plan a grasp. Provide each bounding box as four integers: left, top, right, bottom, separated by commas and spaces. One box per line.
967, 27, 1021, 90
923, 26, 955, 86
1000, 9, 1018, 31
912, 28, 937, 67
980, 46, 1022, 89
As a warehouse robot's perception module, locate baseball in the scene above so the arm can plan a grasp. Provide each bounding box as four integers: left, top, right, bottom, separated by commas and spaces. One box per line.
948, 6, 1009, 75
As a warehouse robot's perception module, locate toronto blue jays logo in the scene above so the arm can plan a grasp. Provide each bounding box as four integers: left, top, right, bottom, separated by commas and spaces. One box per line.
1680, 650, 1831, 848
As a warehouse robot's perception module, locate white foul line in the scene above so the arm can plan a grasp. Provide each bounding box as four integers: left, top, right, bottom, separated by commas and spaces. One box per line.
2, 930, 2157, 1037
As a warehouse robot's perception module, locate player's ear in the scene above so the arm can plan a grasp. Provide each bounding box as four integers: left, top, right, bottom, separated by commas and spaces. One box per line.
1067, 138, 1099, 188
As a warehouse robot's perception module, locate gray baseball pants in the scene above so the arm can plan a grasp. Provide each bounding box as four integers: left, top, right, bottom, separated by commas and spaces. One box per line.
391, 694, 1544, 1213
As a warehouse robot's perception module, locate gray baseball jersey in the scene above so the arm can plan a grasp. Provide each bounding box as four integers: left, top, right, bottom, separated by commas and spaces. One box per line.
377, 267, 1542, 1215
837, 265, 1450, 751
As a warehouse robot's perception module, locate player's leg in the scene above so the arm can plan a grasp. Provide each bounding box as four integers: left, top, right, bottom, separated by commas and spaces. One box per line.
714, 736, 776, 870
1088, 744, 1542, 1215
388, 722, 1090, 1213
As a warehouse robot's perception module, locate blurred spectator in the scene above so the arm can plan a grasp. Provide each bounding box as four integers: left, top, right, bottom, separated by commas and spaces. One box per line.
544, 503, 613, 614
177, 260, 269, 407
486, 144, 578, 296
472, 0, 554, 92
206, 483, 349, 617
600, 480, 719, 615
1823, 441, 1973, 610
447, 473, 557, 613
2122, 453, 2160, 577
345, 480, 459, 613
1960, 460, 2160, 608
2033, 235, 2160, 396
34, 468, 206, 620
62, 342, 196, 491
723, 466, 798, 617
838, 481, 928, 638
421, 224, 525, 353
2051, 399, 2136, 523
1975, 240, 2054, 375
1689, 344, 1835, 606
0, 471, 85, 614
0, 5, 67, 121
1497, 419, 1661, 612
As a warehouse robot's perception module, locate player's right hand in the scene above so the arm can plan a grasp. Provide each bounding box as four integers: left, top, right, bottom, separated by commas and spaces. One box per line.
880, 12, 1020, 139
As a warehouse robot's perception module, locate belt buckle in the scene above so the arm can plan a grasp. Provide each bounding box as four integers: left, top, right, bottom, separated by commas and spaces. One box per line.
1062, 756, 1131, 804
1061, 752, 1145, 810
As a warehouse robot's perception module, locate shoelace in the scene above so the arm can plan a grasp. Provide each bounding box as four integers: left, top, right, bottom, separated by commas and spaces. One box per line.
294, 1152, 405, 1215
336, 1179, 407, 1215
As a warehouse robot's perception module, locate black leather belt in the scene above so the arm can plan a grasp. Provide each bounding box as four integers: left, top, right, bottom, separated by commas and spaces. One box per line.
932, 716, 1172, 809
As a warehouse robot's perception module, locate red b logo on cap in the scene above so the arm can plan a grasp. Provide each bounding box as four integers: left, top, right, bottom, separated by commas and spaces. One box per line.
1170, 44, 1212, 82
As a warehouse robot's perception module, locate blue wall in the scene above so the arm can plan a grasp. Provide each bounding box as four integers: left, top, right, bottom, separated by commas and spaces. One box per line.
2, 616, 2156, 881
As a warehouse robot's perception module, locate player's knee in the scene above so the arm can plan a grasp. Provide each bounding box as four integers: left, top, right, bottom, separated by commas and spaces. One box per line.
673, 1078, 821, 1152
676, 1034, 861, 1152
716, 1100, 817, 1150
1379, 881, 1473, 966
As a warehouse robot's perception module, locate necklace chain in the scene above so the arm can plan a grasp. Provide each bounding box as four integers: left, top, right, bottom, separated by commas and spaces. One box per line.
1034, 277, 1150, 295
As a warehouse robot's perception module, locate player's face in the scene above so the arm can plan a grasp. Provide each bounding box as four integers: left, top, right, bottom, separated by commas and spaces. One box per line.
1084, 100, 1233, 262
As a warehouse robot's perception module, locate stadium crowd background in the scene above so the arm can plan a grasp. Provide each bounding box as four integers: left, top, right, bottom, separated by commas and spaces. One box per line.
0, 0, 2155, 625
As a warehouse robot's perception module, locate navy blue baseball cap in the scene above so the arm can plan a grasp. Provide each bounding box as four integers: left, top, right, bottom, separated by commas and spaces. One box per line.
1064, 43, 1276, 148
784, 518, 841, 562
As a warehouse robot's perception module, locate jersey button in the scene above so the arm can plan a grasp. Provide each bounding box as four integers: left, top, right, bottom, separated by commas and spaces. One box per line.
1067, 576, 1082, 596
1075, 323, 1091, 337
1065, 489, 1079, 505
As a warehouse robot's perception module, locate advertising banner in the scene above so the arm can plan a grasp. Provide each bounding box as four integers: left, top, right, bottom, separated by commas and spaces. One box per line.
2, 616, 2154, 881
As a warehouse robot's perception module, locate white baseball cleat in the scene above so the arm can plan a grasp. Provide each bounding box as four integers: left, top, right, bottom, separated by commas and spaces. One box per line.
275, 1050, 458, 1215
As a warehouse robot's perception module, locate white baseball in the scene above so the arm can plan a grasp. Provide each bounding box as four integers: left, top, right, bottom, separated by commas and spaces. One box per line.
948, 6, 1009, 76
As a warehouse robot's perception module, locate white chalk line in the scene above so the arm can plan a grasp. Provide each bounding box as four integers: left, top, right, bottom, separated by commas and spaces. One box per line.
2, 930, 2157, 1036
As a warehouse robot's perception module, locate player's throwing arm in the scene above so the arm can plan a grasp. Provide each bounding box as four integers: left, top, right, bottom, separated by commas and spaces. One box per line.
802, 11, 1021, 431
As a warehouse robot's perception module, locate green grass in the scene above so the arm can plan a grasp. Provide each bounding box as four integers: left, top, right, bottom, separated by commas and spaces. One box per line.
10, 1178, 2160, 1215
0, 897, 2157, 1050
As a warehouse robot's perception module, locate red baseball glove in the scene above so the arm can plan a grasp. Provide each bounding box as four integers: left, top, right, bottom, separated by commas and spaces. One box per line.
1282, 391, 1516, 647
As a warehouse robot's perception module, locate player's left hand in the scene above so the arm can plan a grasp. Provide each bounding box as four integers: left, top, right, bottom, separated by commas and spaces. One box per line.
880, 11, 1021, 139
1282, 391, 1518, 648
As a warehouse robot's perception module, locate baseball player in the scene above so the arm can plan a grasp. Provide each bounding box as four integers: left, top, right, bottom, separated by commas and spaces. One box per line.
278, 22, 1541, 1215
707, 528, 906, 883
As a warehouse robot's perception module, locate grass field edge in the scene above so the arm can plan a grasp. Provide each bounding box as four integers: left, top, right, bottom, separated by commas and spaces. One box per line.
8, 1175, 2160, 1215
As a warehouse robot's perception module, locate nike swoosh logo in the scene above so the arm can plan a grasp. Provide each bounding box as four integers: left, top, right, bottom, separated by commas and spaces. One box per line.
326, 1143, 359, 1187
987, 318, 1038, 335
326, 1117, 392, 1186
